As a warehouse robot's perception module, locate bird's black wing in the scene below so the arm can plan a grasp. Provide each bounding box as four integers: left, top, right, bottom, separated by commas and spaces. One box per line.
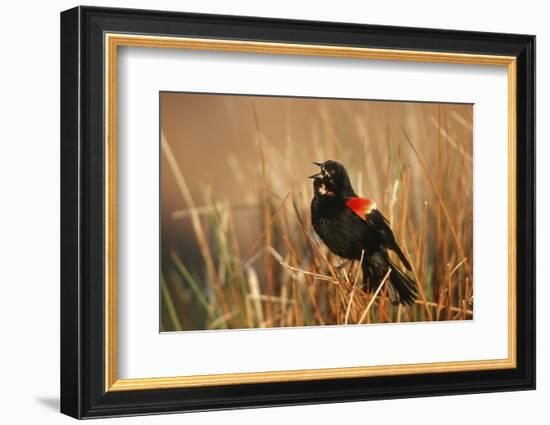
365, 209, 412, 270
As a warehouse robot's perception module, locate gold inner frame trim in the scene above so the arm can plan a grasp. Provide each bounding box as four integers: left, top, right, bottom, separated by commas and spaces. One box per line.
104, 33, 517, 392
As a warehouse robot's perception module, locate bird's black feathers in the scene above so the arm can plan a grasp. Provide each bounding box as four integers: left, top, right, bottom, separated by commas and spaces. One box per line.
364, 209, 412, 271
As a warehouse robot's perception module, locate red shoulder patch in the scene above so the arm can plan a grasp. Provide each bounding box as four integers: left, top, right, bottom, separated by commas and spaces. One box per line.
346, 197, 377, 220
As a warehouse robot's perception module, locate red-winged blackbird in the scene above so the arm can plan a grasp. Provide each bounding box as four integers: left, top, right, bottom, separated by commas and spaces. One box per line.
310, 160, 417, 305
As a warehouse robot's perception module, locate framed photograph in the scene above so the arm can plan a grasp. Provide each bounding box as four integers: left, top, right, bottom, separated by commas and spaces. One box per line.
60, 6, 535, 419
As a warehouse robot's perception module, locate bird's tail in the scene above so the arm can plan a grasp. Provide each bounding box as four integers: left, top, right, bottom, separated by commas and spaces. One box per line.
387, 257, 417, 305
362, 252, 418, 305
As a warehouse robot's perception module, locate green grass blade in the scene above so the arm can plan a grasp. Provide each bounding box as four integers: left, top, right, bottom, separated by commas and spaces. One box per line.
171, 252, 212, 314
161, 274, 183, 331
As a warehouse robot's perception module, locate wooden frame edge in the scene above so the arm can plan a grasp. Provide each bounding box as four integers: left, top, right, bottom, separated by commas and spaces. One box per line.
108, 358, 516, 391
103, 33, 518, 392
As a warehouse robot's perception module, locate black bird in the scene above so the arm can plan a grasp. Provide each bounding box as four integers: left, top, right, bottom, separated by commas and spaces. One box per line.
309, 160, 417, 305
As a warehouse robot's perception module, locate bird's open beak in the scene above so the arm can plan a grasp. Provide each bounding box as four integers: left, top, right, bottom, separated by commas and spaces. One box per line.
308, 161, 323, 179
309, 162, 323, 179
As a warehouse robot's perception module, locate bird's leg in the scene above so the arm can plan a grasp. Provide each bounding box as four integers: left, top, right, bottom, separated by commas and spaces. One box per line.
334, 259, 351, 271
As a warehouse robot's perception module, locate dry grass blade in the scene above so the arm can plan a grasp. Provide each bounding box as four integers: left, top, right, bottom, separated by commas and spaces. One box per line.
358, 268, 392, 324
344, 250, 365, 324
401, 128, 462, 254
416, 300, 473, 317
278, 259, 340, 284
208, 310, 236, 329
246, 266, 264, 327
242, 191, 292, 264
428, 115, 473, 164
451, 258, 468, 276
402, 242, 433, 321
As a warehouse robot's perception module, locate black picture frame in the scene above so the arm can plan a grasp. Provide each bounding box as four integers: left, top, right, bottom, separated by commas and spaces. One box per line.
60, 5, 535, 419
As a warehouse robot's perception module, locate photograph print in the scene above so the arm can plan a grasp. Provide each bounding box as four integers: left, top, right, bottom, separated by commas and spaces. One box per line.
160, 92, 473, 332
